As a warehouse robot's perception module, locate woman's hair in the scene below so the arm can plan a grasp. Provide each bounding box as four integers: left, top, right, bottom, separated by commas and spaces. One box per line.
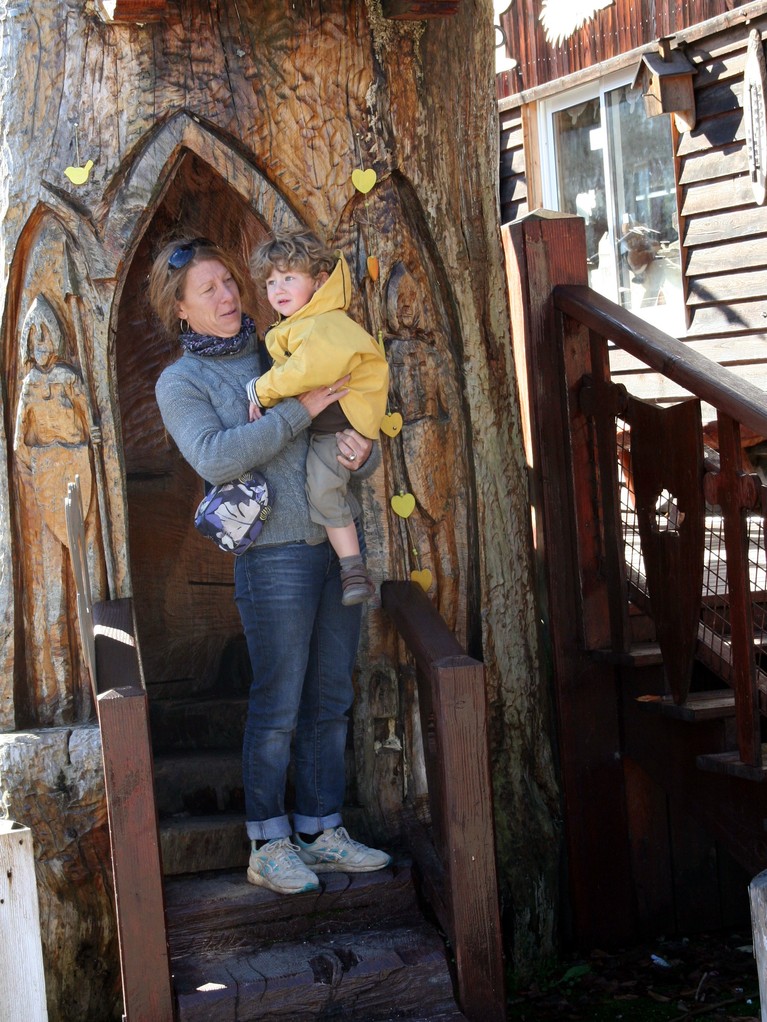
250, 229, 337, 289
147, 237, 248, 335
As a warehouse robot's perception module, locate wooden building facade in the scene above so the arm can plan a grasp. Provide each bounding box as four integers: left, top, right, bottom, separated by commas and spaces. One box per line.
498, 0, 767, 423
496, 0, 767, 954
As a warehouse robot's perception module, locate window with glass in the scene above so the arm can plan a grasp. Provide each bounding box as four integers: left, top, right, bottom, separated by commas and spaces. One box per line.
542, 77, 686, 337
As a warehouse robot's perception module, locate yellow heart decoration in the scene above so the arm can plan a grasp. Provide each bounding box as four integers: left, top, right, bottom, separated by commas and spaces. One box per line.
381, 412, 403, 437
391, 492, 415, 518
411, 568, 432, 592
352, 168, 377, 194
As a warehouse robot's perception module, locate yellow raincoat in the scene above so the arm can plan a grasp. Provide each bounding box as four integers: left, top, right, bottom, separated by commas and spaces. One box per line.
255, 255, 389, 440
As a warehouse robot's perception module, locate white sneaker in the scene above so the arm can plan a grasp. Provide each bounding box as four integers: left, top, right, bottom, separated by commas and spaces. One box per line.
247, 837, 320, 894
294, 826, 392, 873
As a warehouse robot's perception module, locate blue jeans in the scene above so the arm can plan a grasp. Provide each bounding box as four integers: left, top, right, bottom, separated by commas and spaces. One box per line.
234, 538, 362, 841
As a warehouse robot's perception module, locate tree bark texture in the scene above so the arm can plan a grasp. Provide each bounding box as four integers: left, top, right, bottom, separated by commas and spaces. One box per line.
0, 728, 120, 1021
0, 0, 561, 988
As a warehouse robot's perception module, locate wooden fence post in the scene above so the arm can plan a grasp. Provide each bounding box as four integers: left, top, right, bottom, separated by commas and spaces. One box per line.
501, 211, 635, 945
66, 478, 173, 1021
0, 820, 48, 1021
382, 581, 506, 1022
94, 600, 174, 1022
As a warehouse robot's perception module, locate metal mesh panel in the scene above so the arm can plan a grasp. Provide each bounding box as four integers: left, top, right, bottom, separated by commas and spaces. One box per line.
699, 508, 731, 680
616, 418, 646, 600
617, 425, 767, 691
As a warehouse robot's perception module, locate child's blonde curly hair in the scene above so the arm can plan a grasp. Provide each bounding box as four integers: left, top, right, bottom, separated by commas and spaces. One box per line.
250, 229, 337, 288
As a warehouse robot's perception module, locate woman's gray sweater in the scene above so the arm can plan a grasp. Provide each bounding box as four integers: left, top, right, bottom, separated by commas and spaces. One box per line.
155, 338, 378, 548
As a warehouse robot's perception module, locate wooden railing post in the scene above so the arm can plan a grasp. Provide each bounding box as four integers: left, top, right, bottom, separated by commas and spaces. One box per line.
93, 600, 174, 1022
502, 211, 635, 945
382, 581, 506, 1022
704, 413, 762, 767
66, 479, 173, 1021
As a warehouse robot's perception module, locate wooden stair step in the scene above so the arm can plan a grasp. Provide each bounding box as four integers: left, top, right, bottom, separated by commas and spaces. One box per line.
153, 749, 244, 816
591, 642, 663, 667
172, 922, 459, 1022
696, 745, 767, 781
150, 694, 248, 753
160, 812, 249, 875
635, 689, 736, 721
159, 805, 383, 876
165, 859, 419, 954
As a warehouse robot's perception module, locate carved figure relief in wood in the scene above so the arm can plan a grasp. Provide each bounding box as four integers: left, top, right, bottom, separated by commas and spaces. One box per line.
12, 295, 97, 725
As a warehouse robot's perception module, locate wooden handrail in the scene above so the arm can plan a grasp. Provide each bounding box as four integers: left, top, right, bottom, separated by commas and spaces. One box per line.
504, 211, 767, 944
554, 284, 767, 438
66, 478, 173, 1021
381, 580, 506, 1022
552, 281, 765, 769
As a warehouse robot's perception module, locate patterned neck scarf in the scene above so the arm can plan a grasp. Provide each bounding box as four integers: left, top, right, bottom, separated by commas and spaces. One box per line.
179, 314, 255, 356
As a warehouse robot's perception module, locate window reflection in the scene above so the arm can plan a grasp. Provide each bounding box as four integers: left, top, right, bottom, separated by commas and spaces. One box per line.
552, 84, 685, 336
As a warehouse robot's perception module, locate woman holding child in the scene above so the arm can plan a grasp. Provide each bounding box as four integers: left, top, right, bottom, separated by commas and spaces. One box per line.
150, 232, 390, 896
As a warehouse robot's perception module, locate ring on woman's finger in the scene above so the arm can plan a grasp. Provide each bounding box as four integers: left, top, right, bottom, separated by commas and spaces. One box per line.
347, 452, 356, 461
328, 387, 334, 395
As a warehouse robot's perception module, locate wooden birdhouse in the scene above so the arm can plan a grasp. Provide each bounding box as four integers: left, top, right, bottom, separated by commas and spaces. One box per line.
632, 36, 697, 131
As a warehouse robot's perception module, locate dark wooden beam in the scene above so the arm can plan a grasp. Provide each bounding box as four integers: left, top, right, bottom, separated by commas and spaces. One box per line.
382, 0, 461, 18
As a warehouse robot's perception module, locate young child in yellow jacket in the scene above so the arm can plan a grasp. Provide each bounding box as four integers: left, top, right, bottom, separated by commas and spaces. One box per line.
247, 230, 389, 606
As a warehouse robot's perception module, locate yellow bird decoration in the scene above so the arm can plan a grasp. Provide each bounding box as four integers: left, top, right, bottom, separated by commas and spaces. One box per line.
64, 159, 94, 186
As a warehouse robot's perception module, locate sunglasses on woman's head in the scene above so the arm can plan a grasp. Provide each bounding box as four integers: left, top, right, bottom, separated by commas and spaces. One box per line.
167, 237, 215, 271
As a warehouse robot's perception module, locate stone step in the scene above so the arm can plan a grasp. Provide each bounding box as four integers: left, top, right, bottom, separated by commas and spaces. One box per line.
153, 749, 244, 816
150, 694, 248, 753
172, 921, 460, 1022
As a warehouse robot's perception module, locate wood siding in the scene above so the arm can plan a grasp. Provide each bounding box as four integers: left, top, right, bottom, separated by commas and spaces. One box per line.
499, 106, 528, 224
498, 5, 767, 413
635, 15, 767, 405
497, 0, 751, 99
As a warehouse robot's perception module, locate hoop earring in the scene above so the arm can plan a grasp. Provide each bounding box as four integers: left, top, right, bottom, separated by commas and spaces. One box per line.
179, 318, 190, 334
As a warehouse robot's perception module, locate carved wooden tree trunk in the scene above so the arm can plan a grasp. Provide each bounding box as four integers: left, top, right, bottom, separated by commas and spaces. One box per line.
0, 0, 561, 1011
